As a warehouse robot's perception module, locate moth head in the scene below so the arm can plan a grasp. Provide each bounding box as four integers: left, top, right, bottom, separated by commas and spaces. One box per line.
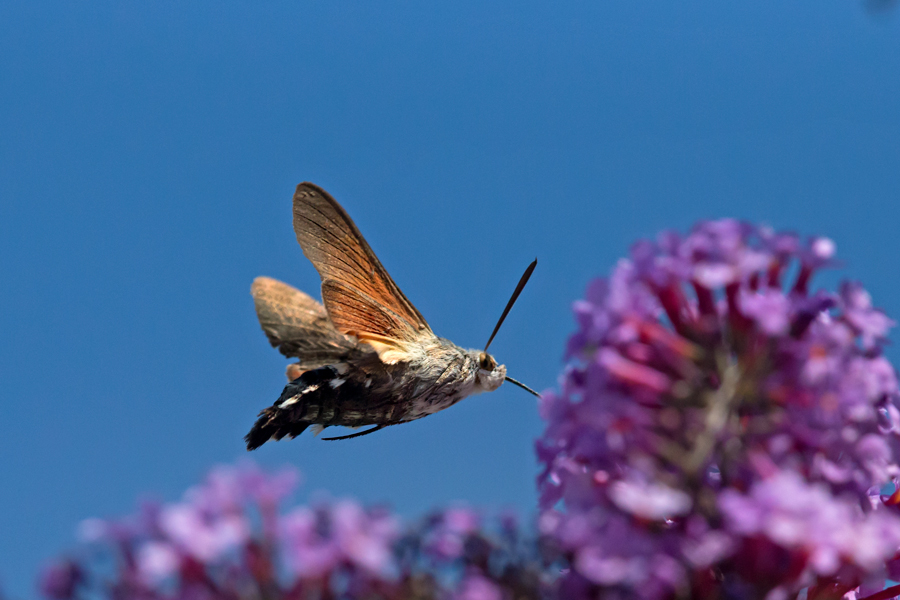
474, 350, 506, 392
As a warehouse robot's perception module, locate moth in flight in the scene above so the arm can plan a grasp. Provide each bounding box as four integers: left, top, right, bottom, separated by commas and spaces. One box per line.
246, 183, 538, 449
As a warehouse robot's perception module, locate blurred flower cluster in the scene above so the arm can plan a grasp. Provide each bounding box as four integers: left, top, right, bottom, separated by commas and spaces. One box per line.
537, 220, 900, 599
39, 462, 545, 600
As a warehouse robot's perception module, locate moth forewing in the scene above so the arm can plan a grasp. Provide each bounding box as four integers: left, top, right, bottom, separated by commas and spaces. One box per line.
291, 183, 432, 338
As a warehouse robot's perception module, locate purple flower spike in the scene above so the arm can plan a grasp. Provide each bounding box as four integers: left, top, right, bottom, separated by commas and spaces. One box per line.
538, 220, 900, 599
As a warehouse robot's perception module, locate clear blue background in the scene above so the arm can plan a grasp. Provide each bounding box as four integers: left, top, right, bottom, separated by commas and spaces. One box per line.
2, 1, 899, 596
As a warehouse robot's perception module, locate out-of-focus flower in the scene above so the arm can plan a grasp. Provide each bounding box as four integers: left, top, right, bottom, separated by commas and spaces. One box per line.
136, 541, 180, 582
537, 220, 900, 599
454, 573, 503, 600
159, 503, 249, 562
37, 560, 83, 600
280, 499, 400, 579
425, 507, 481, 561
40, 462, 543, 600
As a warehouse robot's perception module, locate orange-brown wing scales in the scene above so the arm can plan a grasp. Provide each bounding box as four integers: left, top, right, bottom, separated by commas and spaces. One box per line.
321, 280, 416, 343
292, 183, 432, 341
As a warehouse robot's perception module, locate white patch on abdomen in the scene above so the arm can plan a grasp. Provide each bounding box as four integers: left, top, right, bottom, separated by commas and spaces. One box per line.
279, 383, 321, 409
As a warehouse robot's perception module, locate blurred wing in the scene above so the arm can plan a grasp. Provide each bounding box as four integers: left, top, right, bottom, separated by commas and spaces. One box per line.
292, 183, 434, 353
251, 276, 356, 368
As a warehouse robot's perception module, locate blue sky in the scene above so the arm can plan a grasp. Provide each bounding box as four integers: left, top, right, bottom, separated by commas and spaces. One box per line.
2, 1, 900, 596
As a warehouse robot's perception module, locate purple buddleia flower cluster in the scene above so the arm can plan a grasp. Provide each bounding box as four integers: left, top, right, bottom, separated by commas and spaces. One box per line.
536, 220, 900, 599
38, 461, 545, 600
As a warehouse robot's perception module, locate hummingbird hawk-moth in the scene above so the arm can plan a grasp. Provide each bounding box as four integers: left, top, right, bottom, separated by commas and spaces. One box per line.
245, 182, 538, 450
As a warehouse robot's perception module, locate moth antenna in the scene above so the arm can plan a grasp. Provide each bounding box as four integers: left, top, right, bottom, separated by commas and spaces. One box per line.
505, 375, 540, 398
484, 259, 537, 352
321, 425, 384, 441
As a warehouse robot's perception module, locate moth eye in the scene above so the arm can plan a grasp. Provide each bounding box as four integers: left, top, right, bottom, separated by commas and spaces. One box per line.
479, 353, 496, 371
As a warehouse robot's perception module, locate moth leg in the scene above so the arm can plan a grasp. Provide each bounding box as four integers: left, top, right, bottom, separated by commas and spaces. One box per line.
321, 425, 384, 441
